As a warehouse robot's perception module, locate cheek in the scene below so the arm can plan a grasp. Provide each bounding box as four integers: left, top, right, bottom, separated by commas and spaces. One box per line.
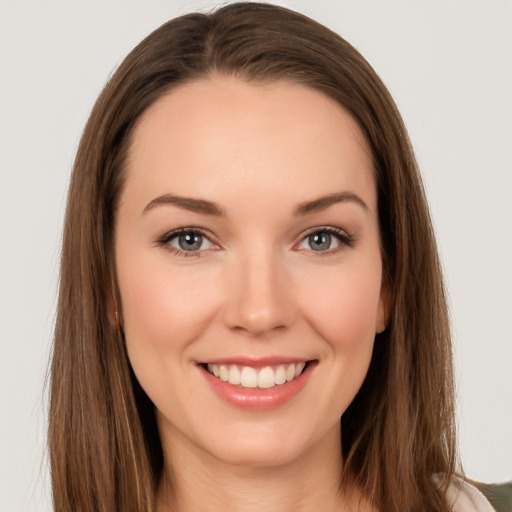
296, 262, 382, 417
298, 260, 383, 348
116, 255, 222, 365
117, 257, 225, 419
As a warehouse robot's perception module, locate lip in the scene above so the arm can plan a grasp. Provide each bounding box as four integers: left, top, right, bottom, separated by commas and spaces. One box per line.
198, 359, 317, 411
197, 356, 310, 368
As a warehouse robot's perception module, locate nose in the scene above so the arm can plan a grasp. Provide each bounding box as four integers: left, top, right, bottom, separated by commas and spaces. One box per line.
223, 250, 295, 336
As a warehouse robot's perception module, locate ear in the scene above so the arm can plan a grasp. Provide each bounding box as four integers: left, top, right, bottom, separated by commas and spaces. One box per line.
375, 282, 391, 334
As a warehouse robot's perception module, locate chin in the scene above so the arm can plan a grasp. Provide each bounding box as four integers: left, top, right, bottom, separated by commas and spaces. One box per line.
211, 441, 303, 469
200, 420, 330, 470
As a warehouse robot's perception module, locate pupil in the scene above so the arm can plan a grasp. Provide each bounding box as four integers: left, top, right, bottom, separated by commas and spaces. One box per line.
179, 233, 202, 251
309, 232, 331, 251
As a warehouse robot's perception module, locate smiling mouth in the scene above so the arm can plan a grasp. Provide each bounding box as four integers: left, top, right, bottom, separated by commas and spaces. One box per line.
203, 361, 313, 389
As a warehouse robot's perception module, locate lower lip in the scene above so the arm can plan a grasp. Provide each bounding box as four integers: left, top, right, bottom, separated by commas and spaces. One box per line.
199, 362, 315, 411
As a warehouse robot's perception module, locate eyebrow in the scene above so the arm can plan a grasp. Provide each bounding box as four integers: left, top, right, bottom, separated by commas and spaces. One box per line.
142, 191, 368, 217
294, 192, 368, 215
143, 194, 225, 216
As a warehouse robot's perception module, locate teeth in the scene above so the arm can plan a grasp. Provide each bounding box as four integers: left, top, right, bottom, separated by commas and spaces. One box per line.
206, 362, 307, 388
275, 365, 286, 385
228, 366, 241, 385
257, 367, 275, 389
295, 362, 306, 377
240, 367, 258, 388
207, 363, 220, 377
219, 365, 229, 382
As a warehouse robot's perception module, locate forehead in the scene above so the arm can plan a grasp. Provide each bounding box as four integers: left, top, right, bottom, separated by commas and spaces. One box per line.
124, 75, 375, 211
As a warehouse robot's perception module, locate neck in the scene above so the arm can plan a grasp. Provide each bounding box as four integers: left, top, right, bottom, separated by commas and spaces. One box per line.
156, 422, 365, 512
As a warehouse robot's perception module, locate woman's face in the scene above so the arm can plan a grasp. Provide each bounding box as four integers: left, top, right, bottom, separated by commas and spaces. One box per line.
115, 75, 387, 468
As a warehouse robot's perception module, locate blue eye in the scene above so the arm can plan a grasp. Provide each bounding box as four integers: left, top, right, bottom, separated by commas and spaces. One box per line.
159, 229, 215, 253
174, 232, 206, 251
297, 228, 353, 253
307, 232, 334, 251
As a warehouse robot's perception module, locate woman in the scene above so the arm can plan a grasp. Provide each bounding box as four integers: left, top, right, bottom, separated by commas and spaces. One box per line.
48, 3, 494, 511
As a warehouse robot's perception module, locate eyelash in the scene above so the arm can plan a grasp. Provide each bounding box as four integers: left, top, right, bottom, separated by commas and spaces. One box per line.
155, 226, 355, 257
155, 227, 217, 257
297, 226, 356, 255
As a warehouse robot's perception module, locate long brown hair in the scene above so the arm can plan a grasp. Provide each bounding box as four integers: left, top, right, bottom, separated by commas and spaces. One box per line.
49, 3, 458, 511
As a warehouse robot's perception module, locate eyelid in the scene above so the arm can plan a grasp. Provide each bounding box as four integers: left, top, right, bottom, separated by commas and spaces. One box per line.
155, 227, 220, 256
154, 225, 355, 257
295, 226, 355, 253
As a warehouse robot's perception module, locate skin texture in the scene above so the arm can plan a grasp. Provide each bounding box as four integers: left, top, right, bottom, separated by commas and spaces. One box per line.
115, 75, 386, 511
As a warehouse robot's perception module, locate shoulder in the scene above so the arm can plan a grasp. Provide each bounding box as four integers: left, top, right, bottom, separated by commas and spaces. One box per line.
446, 476, 496, 512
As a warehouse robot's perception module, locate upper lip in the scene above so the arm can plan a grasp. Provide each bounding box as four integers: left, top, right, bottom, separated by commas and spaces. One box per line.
197, 356, 314, 367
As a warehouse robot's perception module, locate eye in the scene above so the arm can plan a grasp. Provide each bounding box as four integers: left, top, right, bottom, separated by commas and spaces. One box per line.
296, 228, 354, 253
305, 232, 336, 251
157, 228, 216, 254
172, 232, 210, 251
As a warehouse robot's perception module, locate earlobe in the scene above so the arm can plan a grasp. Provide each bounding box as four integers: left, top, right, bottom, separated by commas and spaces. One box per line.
375, 285, 391, 334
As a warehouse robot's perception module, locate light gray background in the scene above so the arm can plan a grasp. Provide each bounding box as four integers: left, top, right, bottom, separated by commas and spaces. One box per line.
1, 1, 511, 510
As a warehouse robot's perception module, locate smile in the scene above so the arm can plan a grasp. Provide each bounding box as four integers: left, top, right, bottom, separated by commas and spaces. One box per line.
205, 362, 307, 389
199, 358, 317, 410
